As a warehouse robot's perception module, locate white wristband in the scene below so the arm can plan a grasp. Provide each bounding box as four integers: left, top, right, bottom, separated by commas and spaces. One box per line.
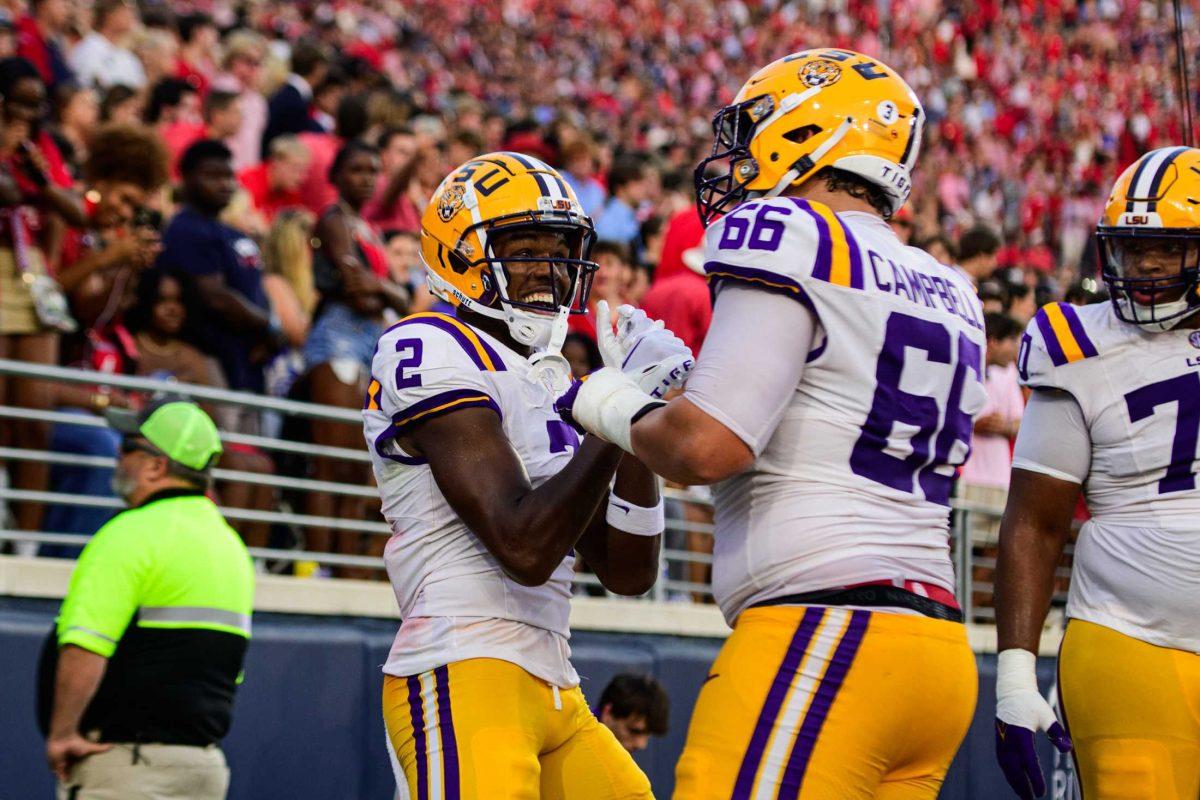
573, 367, 665, 453
606, 494, 665, 536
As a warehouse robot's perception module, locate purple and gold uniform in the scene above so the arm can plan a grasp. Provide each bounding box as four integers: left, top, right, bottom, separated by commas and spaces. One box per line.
675, 50, 986, 800
1017, 297, 1200, 798
364, 152, 653, 800
365, 313, 651, 800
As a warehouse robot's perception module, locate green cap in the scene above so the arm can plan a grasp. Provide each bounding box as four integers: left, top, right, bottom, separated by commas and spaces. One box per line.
106, 398, 223, 472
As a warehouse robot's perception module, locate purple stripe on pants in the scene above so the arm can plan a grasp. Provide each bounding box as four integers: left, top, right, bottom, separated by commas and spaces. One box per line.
776, 610, 871, 800
407, 675, 429, 800
434, 666, 460, 799
731, 606, 827, 799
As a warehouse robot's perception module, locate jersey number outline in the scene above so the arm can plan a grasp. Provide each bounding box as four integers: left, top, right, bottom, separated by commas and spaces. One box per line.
849, 311, 981, 504
1124, 373, 1200, 494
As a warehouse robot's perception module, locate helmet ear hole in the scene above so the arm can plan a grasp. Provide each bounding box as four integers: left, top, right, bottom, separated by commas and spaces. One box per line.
783, 125, 822, 145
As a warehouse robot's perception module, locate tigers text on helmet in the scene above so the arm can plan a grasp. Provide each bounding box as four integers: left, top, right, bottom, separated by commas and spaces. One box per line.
1097, 146, 1200, 332
694, 49, 924, 228
420, 152, 598, 349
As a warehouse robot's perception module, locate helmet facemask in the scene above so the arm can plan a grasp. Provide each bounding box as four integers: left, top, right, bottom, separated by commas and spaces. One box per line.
1098, 229, 1200, 331
427, 210, 598, 349
694, 95, 773, 228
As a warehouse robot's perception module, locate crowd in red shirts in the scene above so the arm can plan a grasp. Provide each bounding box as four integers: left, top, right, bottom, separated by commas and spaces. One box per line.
0, 0, 1193, 574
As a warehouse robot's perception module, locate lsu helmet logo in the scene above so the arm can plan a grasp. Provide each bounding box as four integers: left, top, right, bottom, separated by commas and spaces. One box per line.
799, 59, 842, 88
437, 184, 467, 222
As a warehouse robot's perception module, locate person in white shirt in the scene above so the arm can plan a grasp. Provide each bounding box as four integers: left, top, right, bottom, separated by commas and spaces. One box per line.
69, 0, 145, 90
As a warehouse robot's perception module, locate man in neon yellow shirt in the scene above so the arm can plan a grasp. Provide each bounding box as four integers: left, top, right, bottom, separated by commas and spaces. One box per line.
41, 399, 254, 800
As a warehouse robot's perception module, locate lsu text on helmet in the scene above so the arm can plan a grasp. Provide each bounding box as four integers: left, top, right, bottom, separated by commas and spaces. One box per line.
1097, 146, 1200, 331
421, 152, 598, 348
695, 49, 924, 227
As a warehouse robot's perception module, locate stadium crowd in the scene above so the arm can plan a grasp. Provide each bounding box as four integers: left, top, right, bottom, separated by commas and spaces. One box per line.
0, 0, 1193, 589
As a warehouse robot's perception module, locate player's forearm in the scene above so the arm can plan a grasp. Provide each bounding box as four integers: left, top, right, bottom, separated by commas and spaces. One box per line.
499, 436, 624, 585
994, 529, 1062, 653
631, 399, 753, 485
49, 646, 108, 738
995, 520, 1073, 654
995, 469, 1080, 652
594, 454, 663, 595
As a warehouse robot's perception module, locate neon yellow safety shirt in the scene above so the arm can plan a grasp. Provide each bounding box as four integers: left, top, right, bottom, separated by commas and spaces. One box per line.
48, 489, 255, 745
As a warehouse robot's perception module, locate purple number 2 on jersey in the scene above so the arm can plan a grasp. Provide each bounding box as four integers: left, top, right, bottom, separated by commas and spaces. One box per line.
849, 311, 981, 505
1124, 373, 1200, 494
393, 338, 423, 389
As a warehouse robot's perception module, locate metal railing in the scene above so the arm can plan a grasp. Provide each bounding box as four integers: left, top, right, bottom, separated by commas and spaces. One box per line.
0, 358, 1069, 617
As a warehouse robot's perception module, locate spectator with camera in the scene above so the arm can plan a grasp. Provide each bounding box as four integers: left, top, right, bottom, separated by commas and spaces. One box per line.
0, 56, 84, 541
57, 124, 168, 343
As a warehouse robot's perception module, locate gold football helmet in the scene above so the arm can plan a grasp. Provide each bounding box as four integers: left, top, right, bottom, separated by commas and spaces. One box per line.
1097, 146, 1200, 331
695, 49, 924, 226
420, 152, 597, 347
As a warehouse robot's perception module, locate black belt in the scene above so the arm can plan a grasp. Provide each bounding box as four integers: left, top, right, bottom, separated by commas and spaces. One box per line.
752, 585, 964, 623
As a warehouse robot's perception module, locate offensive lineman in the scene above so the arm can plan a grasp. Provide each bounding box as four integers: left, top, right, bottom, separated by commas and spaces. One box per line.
993, 147, 1200, 800
363, 153, 689, 799
561, 51, 987, 798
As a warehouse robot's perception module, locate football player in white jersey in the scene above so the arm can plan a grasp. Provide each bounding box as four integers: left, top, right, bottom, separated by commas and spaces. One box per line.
363, 152, 691, 800
561, 51, 987, 798
993, 146, 1200, 800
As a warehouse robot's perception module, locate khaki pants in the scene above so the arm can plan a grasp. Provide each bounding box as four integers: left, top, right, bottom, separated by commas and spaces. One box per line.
57, 743, 229, 800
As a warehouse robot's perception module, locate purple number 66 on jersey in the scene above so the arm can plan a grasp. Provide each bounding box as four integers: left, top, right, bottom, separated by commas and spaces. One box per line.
718, 202, 792, 252
850, 311, 981, 504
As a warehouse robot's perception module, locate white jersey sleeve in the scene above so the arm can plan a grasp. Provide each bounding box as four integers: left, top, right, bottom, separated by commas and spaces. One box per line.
365, 314, 503, 464
702, 196, 832, 309
1016, 301, 1101, 396
1011, 389, 1091, 484
685, 285, 816, 456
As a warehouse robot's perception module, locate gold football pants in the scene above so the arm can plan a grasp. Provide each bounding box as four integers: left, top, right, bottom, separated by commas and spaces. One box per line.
1059, 619, 1200, 799
674, 605, 976, 799
384, 657, 653, 799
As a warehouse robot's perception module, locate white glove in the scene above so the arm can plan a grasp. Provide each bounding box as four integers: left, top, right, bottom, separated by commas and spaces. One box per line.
995, 649, 1065, 734
994, 648, 1072, 800
568, 367, 664, 453
596, 301, 694, 398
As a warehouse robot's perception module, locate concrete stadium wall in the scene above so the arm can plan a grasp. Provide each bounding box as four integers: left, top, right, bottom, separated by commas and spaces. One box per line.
0, 595, 1074, 800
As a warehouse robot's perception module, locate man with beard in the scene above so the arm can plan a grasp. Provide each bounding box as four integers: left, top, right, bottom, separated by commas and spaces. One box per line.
40, 398, 253, 800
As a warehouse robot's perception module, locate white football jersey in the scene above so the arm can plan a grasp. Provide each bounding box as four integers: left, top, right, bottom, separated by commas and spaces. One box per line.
363, 312, 581, 686
701, 199, 987, 624
1018, 301, 1200, 651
